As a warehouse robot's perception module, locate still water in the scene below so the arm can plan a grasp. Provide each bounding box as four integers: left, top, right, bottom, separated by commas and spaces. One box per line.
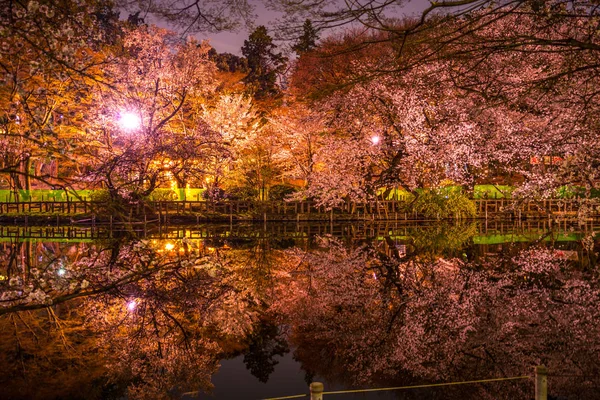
1, 220, 599, 400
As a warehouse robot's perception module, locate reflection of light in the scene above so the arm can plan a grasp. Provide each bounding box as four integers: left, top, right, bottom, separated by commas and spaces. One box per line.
371, 135, 381, 145
127, 300, 137, 311
165, 243, 175, 251
57, 268, 66, 276
118, 111, 141, 130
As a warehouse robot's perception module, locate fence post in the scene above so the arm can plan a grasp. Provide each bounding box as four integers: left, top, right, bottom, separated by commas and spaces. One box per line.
310, 382, 324, 400
535, 365, 547, 400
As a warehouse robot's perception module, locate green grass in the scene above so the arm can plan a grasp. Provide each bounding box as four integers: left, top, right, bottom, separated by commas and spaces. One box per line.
472, 185, 514, 199
0, 189, 96, 202
0, 188, 206, 202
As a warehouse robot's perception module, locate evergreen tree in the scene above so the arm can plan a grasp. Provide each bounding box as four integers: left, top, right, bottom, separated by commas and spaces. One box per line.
241, 26, 287, 99
208, 48, 249, 73
292, 19, 319, 55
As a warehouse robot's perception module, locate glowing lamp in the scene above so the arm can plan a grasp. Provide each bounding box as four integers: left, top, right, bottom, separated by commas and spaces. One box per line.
118, 112, 141, 130
127, 300, 137, 311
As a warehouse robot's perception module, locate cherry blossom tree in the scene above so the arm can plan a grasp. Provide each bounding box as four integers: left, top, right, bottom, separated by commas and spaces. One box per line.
82, 26, 219, 207
287, 9, 600, 205
269, 104, 326, 189
201, 92, 263, 196
0, 0, 119, 193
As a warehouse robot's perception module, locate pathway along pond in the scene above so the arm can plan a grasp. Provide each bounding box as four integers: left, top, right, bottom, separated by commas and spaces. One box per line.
1, 220, 599, 400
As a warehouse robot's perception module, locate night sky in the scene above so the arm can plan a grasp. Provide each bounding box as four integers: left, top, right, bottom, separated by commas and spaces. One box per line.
144, 0, 433, 55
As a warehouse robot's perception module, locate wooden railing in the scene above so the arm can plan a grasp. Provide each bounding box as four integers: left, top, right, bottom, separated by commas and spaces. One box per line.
0, 200, 93, 214
0, 198, 597, 219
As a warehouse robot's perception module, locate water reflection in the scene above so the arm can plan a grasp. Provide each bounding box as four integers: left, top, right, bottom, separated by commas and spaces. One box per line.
0, 221, 598, 399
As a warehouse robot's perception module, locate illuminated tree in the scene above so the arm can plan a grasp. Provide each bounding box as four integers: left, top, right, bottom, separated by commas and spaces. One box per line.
0, 0, 118, 193
82, 26, 219, 206
269, 103, 326, 189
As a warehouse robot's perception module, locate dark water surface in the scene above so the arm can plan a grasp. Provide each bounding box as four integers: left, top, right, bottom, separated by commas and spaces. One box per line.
1, 220, 599, 400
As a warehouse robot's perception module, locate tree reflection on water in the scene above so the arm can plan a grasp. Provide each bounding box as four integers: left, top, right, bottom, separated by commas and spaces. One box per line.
0, 222, 598, 399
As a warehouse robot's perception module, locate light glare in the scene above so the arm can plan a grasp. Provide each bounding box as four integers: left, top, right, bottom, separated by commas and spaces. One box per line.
118, 112, 141, 130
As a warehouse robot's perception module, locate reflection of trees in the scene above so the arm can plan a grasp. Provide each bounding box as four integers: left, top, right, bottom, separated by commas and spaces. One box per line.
241, 322, 289, 383
0, 238, 273, 399
1, 228, 599, 398
404, 221, 478, 260
0, 308, 105, 400
273, 239, 600, 399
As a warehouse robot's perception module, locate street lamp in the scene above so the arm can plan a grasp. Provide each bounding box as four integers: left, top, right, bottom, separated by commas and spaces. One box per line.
118, 111, 141, 131
127, 300, 138, 312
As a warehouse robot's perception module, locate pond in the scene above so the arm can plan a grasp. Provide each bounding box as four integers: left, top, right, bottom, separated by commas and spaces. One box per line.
1, 220, 599, 400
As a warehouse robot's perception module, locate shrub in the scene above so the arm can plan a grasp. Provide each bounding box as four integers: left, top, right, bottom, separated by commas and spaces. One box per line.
148, 189, 179, 201
225, 186, 258, 201
88, 189, 124, 214
268, 184, 298, 201
410, 188, 476, 219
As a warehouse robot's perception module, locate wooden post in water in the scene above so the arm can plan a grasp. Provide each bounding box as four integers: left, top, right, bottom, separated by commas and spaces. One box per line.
310, 382, 324, 400
535, 365, 547, 400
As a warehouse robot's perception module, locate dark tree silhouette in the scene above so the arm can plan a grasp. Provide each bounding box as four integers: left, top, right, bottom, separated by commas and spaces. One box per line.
292, 19, 319, 55
241, 26, 288, 99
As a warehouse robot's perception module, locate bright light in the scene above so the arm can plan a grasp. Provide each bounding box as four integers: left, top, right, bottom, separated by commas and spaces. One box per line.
371, 135, 381, 145
57, 268, 66, 276
118, 112, 141, 130
165, 243, 175, 251
127, 300, 137, 311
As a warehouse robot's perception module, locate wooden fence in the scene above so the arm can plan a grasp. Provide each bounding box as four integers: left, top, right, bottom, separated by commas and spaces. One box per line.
0, 198, 597, 220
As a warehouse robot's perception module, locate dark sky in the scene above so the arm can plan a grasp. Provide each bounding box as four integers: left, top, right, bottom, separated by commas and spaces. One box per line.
199, 0, 432, 55
137, 0, 433, 54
